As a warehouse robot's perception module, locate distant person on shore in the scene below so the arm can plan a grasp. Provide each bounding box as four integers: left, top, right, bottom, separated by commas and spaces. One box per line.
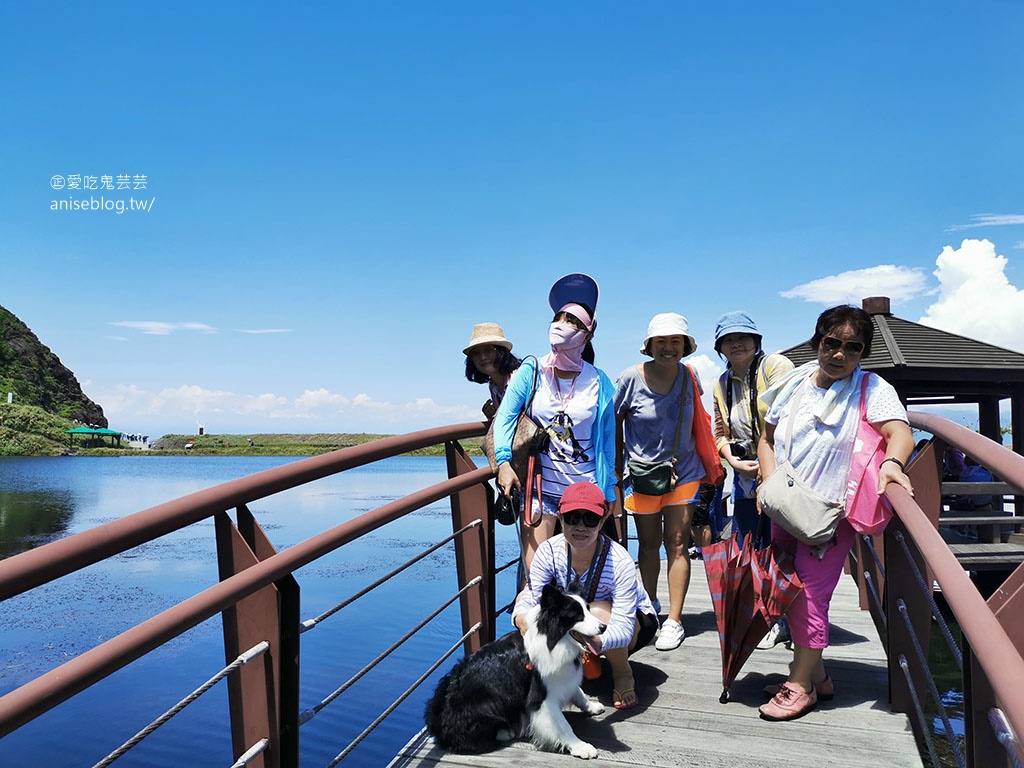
463, 323, 521, 420
493, 273, 617, 573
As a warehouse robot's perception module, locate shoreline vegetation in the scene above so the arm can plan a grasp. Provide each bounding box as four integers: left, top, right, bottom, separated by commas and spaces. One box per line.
0, 403, 486, 458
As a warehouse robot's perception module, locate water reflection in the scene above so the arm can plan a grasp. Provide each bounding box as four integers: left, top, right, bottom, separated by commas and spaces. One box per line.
0, 489, 74, 558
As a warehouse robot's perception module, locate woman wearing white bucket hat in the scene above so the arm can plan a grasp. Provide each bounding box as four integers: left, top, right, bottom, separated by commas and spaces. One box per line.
613, 312, 722, 651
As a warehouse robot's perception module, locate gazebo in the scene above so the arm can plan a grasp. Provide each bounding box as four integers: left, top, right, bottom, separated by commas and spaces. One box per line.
65, 426, 123, 449
780, 296, 1024, 455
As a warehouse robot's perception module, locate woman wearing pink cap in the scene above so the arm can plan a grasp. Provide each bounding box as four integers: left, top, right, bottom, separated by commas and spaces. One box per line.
513, 481, 658, 710
492, 274, 618, 574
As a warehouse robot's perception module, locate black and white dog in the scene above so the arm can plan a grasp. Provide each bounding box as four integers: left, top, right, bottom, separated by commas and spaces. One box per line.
424, 583, 606, 759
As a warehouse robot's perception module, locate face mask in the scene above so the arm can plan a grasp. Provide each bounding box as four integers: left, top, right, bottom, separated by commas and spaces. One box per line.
549, 321, 588, 350
546, 321, 588, 372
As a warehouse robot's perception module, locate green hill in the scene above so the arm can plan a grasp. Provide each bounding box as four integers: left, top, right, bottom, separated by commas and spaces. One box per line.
0, 403, 77, 456
0, 304, 106, 426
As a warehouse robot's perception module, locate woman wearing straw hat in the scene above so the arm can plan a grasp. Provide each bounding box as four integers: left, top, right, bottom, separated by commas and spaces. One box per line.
463, 322, 521, 419
614, 312, 714, 652
493, 274, 618, 574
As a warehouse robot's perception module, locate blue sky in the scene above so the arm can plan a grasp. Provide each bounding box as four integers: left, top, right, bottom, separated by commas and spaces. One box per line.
2, 2, 1023, 437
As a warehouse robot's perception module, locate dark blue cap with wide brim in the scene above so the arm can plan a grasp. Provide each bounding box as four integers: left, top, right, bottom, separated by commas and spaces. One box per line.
548, 273, 599, 316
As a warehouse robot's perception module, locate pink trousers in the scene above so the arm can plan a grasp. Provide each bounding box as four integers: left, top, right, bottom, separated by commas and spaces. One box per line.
771, 519, 856, 649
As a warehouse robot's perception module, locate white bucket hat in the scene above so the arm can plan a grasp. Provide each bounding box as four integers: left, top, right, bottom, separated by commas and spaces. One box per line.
641, 313, 696, 357
463, 322, 514, 355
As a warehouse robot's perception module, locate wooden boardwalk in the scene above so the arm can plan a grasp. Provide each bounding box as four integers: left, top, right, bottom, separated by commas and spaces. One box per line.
392, 557, 923, 768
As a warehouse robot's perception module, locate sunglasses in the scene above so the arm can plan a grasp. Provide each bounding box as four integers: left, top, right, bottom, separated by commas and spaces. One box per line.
560, 510, 604, 528
821, 336, 865, 356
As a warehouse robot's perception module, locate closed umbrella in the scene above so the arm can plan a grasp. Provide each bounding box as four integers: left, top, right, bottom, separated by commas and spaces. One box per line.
704, 531, 804, 703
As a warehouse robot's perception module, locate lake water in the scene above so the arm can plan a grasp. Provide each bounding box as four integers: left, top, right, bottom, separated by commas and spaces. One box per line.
0, 455, 521, 767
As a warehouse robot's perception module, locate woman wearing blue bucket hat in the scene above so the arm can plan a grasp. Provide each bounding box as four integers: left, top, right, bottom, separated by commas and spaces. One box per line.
711, 311, 795, 551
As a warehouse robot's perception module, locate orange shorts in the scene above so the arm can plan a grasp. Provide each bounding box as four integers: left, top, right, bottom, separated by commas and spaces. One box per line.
625, 479, 702, 514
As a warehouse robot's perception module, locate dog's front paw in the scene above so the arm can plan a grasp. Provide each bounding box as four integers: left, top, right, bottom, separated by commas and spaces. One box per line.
569, 741, 599, 759
582, 699, 605, 716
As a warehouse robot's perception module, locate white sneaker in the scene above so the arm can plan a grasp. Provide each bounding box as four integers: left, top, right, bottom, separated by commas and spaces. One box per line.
655, 619, 685, 650
757, 623, 782, 650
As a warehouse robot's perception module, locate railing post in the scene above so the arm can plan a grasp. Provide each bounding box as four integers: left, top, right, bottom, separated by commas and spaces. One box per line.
215, 506, 301, 768
445, 440, 495, 654
885, 446, 941, 714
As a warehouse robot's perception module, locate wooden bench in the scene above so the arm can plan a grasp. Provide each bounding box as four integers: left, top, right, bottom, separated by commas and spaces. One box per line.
948, 542, 1024, 570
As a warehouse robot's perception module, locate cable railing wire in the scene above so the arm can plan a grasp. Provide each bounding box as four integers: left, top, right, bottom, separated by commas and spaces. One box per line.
325, 622, 482, 767
92, 641, 270, 768
894, 531, 963, 670
299, 576, 483, 726
862, 570, 885, 629
859, 534, 887, 580
898, 654, 944, 768
300, 519, 482, 634
897, 598, 967, 768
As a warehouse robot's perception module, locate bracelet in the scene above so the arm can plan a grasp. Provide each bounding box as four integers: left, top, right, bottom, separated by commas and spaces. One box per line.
881, 457, 906, 472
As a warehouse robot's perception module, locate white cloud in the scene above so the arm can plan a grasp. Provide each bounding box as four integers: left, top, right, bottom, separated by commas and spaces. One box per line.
918, 239, 1024, 351
110, 321, 218, 336
240, 328, 292, 334
780, 265, 929, 305
1014, 241, 1024, 250
93, 383, 479, 434
946, 213, 1024, 232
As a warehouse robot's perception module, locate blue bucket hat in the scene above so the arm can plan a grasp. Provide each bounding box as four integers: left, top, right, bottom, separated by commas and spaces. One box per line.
549, 273, 599, 318
714, 311, 762, 353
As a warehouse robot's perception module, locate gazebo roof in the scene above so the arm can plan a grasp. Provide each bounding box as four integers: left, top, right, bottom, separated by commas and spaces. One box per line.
66, 426, 121, 436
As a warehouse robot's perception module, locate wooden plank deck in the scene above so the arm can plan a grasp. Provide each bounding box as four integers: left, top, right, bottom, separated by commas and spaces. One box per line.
391, 557, 922, 768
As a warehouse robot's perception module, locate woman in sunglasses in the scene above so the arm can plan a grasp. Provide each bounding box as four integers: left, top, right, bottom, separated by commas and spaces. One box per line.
755, 305, 914, 722
512, 482, 658, 711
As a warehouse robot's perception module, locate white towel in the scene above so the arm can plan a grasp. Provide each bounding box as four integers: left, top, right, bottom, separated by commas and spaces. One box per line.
759, 362, 866, 427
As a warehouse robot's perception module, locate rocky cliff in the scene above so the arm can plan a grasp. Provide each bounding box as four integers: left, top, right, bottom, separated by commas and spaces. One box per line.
0, 304, 107, 427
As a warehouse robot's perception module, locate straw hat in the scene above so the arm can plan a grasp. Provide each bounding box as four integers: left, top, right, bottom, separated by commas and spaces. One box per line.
641, 313, 697, 356
463, 323, 514, 355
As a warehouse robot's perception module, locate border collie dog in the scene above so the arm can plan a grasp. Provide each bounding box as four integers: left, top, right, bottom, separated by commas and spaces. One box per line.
425, 583, 606, 759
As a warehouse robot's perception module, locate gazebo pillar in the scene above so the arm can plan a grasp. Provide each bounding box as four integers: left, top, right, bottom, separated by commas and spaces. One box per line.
978, 396, 1001, 445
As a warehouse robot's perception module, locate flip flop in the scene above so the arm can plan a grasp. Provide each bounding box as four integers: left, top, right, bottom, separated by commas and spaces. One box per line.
613, 688, 638, 710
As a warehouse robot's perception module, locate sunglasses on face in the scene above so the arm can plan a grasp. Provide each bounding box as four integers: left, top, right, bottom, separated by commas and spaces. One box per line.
821, 336, 865, 356
560, 510, 603, 528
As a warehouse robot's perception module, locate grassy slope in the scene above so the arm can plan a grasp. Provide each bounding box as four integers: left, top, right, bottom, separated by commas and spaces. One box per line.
0, 403, 76, 456
0, 404, 486, 457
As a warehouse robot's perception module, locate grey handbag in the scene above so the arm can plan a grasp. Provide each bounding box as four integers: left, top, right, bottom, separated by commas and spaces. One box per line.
757, 380, 845, 549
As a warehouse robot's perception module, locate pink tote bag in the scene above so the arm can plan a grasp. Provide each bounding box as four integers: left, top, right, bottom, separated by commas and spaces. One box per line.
845, 373, 893, 536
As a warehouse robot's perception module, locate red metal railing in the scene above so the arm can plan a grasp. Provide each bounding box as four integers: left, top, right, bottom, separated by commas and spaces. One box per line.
847, 410, 1024, 768
0, 423, 494, 767
2, 412, 1023, 767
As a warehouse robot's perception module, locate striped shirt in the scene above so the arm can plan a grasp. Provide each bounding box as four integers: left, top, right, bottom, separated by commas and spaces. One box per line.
512, 534, 656, 651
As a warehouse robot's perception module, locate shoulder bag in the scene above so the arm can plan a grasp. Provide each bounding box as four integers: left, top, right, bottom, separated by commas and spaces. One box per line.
845, 373, 894, 536
757, 379, 845, 549
689, 365, 726, 487
483, 357, 548, 525
626, 366, 686, 496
